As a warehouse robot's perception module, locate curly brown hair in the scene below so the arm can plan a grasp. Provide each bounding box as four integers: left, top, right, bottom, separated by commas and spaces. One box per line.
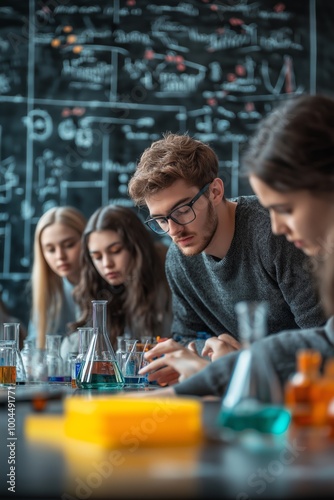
128, 132, 219, 205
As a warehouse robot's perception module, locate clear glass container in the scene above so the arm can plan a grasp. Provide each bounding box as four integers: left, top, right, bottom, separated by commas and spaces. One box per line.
218, 301, 291, 437
116, 336, 127, 373
31, 348, 48, 383
122, 339, 148, 388
20, 338, 36, 383
64, 351, 77, 384
72, 327, 95, 388
46, 334, 64, 382
0, 340, 16, 386
77, 300, 124, 390
3, 323, 27, 384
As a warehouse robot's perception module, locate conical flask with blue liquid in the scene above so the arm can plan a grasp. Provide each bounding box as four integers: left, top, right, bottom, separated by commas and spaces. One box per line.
77, 300, 124, 390
218, 301, 291, 435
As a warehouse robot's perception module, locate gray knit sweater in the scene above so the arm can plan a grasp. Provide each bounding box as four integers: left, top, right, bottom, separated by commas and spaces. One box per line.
166, 196, 326, 343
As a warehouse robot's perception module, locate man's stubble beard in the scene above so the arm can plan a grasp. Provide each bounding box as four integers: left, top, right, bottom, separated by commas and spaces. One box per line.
178, 201, 218, 256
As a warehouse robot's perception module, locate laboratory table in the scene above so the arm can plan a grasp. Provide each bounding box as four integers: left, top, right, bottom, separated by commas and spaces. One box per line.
0, 384, 334, 500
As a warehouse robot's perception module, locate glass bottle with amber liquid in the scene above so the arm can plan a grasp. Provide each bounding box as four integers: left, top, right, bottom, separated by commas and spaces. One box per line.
310, 358, 334, 426
77, 300, 124, 390
285, 349, 322, 426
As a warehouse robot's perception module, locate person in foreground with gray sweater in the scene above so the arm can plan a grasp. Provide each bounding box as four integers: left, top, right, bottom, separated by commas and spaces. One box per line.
136, 94, 334, 397
128, 130, 326, 387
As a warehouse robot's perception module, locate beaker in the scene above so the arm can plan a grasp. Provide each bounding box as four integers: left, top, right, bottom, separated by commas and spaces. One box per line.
21, 338, 36, 383
46, 335, 64, 382
0, 340, 16, 386
122, 339, 148, 388
3, 323, 27, 384
31, 348, 48, 383
77, 300, 124, 390
218, 301, 291, 437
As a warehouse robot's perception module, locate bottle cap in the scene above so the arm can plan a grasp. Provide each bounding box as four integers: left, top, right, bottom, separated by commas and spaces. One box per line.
297, 349, 322, 372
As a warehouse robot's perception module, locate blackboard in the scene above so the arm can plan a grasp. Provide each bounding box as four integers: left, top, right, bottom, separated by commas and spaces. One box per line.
1, 0, 334, 327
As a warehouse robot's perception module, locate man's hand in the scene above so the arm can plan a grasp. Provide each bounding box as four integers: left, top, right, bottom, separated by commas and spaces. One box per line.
202, 333, 241, 361
140, 339, 185, 386
140, 338, 209, 386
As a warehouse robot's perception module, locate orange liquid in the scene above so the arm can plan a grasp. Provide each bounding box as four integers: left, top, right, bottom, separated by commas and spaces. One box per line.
0, 366, 16, 385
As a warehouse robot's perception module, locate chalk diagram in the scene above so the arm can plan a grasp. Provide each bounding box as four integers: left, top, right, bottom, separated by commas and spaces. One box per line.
0, 0, 316, 315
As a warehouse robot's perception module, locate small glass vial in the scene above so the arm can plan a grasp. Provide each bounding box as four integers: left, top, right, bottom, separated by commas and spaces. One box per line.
20, 338, 36, 383
64, 352, 77, 384
116, 336, 126, 373
31, 348, 48, 383
46, 335, 64, 383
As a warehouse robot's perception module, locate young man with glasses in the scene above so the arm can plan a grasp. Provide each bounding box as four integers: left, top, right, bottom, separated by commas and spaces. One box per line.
128, 132, 325, 386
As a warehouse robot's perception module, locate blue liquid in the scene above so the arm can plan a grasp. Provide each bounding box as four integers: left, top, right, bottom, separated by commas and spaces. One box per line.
48, 376, 65, 383
80, 373, 124, 390
124, 376, 147, 387
75, 362, 82, 378
218, 405, 291, 434
77, 361, 124, 390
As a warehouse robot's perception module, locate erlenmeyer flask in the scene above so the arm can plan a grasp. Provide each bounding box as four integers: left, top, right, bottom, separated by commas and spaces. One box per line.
218, 301, 291, 435
77, 300, 124, 390
3, 323, 27, 384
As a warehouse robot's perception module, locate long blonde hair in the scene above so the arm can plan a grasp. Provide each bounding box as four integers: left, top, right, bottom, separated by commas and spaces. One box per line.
30, 206, 86, 348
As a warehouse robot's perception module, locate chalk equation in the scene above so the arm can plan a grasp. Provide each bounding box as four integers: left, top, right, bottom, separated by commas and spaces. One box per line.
0, 0, 328, 319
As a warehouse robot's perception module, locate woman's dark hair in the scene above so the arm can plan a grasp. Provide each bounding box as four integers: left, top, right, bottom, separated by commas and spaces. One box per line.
72, 205, 170, 346
316, 228, 334, 318
242, 94, 334, 193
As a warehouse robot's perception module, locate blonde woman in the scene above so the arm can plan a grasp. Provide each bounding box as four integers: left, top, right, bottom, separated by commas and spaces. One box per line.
27, 206, 86, 348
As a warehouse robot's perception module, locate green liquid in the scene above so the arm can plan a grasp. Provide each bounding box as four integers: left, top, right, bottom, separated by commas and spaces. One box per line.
218, 405, 291, 434
77, 360, 125, 390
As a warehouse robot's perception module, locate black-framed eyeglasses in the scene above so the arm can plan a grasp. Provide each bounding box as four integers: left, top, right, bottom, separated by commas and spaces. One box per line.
145, 183, 211, 235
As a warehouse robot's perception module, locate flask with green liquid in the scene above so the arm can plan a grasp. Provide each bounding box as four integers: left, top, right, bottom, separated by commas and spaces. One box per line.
218, 301, 291, 436
77, 300, 124, 390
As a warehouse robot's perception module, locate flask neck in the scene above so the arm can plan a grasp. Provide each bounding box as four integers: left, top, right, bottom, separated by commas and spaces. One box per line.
235, 301, 268, 346
92, 300, 108, 336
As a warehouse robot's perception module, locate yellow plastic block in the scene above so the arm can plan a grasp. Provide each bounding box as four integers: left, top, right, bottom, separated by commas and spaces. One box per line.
24, 414, 65, 448
64, 395, 203, 447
